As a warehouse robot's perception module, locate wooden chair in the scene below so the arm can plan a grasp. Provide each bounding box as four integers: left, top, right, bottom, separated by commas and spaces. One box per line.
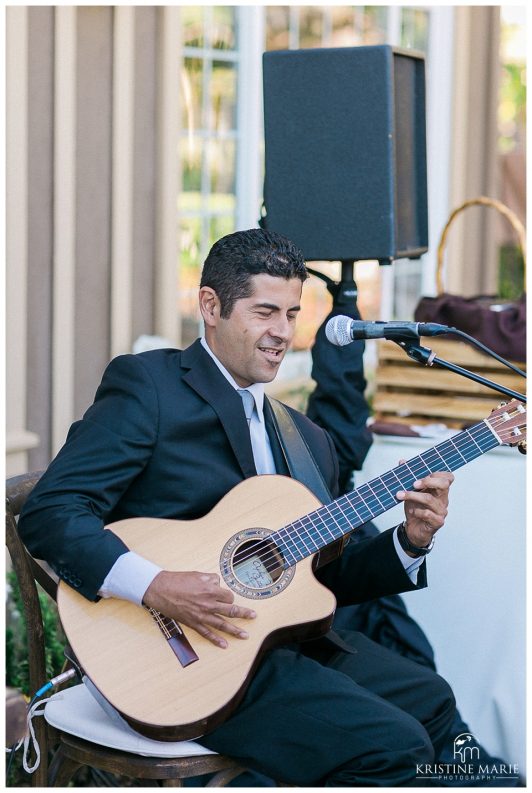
6, 471, 248, 787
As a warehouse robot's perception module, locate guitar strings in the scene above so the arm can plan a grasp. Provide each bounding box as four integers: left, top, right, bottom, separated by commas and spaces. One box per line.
217, 412, 523, 577
221, 412, 523, 574
148, 607, 184, 640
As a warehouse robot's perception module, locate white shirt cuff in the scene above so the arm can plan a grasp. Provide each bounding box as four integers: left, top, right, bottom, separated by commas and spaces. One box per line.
393, 526, 425, 584
98, 551, 162, 605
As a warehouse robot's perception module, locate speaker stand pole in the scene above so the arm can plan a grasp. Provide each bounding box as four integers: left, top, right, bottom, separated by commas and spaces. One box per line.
306, 260, 360, 312
330, 260, 358, 311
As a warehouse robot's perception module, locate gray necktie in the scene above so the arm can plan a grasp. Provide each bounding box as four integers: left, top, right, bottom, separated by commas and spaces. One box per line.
237, 389, 255, 425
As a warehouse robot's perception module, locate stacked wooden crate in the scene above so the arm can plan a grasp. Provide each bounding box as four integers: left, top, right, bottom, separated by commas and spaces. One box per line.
372, 337, 526, 428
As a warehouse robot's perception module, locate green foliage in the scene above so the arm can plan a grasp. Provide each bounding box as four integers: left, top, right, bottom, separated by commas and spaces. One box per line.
5, 570, 66, 697
499, 244, 525, 301
498, 62, 526, 152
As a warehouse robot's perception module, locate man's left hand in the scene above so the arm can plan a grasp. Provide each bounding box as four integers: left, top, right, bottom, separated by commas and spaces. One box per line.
396, 469, 454, 551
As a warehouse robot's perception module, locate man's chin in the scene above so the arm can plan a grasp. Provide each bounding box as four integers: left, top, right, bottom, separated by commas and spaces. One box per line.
252, 366, 280, 385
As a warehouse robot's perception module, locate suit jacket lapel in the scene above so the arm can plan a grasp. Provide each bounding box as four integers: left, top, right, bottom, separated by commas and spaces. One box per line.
181, 340, 257, 479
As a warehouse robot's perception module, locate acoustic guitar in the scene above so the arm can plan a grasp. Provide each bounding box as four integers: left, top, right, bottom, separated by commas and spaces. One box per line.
57, 400, 526, 741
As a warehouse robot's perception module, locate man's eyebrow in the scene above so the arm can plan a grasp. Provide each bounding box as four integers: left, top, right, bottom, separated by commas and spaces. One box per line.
253, 302, 301, 312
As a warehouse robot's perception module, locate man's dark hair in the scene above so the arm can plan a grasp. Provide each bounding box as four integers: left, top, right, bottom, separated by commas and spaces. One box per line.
200, 229, 308, 318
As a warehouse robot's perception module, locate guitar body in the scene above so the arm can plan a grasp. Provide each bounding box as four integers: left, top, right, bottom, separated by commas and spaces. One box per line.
57, 475, 337, 741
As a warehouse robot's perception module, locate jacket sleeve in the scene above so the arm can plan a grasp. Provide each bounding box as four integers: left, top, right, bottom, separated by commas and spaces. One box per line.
316, 528, 427, 606
18, 354, 159, 601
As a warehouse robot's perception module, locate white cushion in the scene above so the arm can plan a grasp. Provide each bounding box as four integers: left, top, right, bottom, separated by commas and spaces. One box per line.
44, 683, 217, 758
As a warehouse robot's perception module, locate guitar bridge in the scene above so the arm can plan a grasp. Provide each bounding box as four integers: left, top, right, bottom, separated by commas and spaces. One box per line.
147, 608, 199, 667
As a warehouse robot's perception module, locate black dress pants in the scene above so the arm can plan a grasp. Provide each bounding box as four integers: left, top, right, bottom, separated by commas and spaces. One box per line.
199, 630, 456, 787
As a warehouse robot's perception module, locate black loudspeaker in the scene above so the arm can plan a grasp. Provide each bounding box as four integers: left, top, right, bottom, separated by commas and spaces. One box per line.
262, 46, 428, 263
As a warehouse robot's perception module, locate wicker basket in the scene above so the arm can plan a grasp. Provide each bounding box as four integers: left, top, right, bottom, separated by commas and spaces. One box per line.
373, 197, 526, 428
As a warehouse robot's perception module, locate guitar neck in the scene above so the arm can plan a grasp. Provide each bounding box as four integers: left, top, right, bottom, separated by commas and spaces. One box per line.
274, 419, 501, 566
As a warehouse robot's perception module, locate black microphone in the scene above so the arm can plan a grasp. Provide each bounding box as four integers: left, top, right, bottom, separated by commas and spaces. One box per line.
325, 315, 451, 346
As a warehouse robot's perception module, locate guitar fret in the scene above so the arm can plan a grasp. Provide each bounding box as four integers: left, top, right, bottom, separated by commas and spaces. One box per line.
276, 532, 298, 566
325, 502, 352, 537
356, 483, 382, 514
347, 492, 373, 523
431, 447, 452, 470
309, 510, 339, 543
381, 469, 405, 496
453, 433, 476, 461
298, 520, 312, 553
373, 477, 399, 502
449, 437, 468, 464
308, 511, 340, 546
301, 514, 333, 550
286, 521, 313, 557
365, 478, 397, 508
335, 496, 364, 526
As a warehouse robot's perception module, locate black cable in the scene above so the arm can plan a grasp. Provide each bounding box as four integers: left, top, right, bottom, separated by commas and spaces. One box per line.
444, 327, 526, 377
5, 743, 18, 784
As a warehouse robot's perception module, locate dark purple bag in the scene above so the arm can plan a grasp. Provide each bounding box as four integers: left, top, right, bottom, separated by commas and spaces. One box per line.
414, 293, 526, 362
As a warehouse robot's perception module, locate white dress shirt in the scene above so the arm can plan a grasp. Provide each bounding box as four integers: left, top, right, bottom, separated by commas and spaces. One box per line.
99, 339, 422, 603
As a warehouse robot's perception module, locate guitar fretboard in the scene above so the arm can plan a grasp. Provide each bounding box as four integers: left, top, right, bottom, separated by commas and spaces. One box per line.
274, 420, 500, 566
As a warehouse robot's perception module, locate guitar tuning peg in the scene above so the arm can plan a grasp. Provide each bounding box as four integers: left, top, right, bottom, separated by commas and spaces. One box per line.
518, 440, 527, 455
498, 401, 508, 409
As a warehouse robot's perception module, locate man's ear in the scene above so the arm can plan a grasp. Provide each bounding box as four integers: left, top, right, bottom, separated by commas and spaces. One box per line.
199, 286, 220, 327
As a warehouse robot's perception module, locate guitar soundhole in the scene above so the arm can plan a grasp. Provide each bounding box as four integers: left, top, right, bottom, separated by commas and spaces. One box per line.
233, 539, 283, 589
220, 528, 295, 599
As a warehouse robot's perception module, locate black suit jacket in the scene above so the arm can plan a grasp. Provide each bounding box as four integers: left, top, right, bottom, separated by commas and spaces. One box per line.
19, 340, 424, 604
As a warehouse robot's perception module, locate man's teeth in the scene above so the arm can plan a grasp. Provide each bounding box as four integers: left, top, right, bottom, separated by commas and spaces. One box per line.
260, 347, 281, 356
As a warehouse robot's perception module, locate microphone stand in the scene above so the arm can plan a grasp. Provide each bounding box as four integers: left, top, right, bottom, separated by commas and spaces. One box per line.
395, 338, 527, 404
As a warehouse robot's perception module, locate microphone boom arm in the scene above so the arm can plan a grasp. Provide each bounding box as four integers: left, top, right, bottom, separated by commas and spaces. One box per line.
395, 339, 527, 404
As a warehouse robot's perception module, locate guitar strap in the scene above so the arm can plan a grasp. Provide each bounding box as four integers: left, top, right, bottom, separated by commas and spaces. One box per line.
266, 397, 332, 505
265, 397, 357, 655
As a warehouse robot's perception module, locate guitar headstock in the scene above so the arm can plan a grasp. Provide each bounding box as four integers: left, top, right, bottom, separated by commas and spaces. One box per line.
486, 400, 527, 452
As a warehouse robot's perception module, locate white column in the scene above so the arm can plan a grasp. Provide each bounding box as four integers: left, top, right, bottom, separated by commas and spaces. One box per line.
236, 6, 265, 231
379, 6, 402, 321
155, 6, 181, 346
422, 6, 455, 297
6, 7, 39, 475
111, 6, 135, 357
52, 6, 77, 454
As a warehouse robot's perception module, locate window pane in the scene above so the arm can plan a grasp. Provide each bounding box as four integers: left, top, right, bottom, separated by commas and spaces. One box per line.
182, 6, 204, 49
212, 6, 237, 50
206, 139, 236, 199
393, 262, 423, 319
329, 7, 355, 47
360, 6, 388, 45
179, 216, 203, 346
266, 6, 290, 51
209, 61, 237, 133
298, 7, 324, 48
180, 136, 202, 195
182, 59, 203, 136
401, 9, 429, 52
209, 215, 236, 249
179, 216, 202, 272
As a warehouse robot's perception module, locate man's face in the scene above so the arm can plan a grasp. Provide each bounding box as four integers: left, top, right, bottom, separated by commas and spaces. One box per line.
200, 274, 302, 387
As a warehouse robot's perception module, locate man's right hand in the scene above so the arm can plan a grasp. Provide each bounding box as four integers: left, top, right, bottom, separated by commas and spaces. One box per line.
142, 570, 256, 649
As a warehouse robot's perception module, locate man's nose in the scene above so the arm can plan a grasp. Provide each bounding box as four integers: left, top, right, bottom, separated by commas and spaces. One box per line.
269, 315, 292, 340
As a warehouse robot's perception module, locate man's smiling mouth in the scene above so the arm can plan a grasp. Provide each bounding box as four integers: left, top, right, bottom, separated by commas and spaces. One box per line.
258, 346, 284, 360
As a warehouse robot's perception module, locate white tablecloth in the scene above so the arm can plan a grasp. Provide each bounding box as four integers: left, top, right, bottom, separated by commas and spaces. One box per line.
357, 433, 526, 773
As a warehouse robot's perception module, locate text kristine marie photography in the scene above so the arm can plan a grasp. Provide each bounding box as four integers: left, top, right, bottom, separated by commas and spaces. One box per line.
416, 733, 521, 783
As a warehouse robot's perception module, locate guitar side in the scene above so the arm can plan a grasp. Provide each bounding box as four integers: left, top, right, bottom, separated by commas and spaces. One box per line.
57, 475, 337, 740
